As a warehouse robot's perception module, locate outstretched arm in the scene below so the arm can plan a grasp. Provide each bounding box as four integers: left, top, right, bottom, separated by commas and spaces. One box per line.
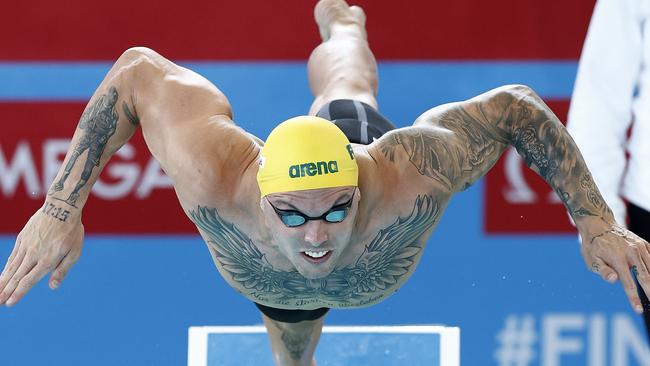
0, 49, 144, 307
375, 84, 650, 313
0, 47, 254, 307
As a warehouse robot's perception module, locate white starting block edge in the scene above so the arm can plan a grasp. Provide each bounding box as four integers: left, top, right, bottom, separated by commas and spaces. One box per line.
188, 325, 460, 366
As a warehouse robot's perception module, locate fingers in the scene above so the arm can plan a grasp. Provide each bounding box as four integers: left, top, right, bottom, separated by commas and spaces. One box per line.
0, 247, 69, 307
8, 263, 50, 306
613, 261, 643, 314
2, 235, 22, 273
49, 250, 79, 290
589, 257, 618, 283
0, 248, 27, 301
628, 244, 650, 313
0, 255, 37, 307
0, 235, 23, 285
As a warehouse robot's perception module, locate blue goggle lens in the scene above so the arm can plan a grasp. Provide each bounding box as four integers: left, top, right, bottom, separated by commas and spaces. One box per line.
281, 214, 307, 227
324, 209, 347, 223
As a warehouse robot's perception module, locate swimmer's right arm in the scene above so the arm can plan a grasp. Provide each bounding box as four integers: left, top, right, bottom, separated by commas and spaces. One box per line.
0, 47, 253, 307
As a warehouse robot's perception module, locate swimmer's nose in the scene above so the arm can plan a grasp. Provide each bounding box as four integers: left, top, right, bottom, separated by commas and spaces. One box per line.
304, 220, 328, 246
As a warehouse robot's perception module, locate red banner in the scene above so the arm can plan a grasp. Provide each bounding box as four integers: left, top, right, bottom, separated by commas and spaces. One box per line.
0, 0, 594, 60
0, 103, 194, 233
484, 100, 575, 234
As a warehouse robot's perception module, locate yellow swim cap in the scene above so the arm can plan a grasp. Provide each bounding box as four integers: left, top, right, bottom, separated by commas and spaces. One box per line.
257, 116, 358, 197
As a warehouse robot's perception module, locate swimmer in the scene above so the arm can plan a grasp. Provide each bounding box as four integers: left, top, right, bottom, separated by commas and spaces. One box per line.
2, 1, 649, 365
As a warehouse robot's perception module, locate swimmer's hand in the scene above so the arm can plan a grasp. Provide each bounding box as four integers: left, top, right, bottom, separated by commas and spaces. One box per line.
580, 220, 650, 314
0, 206, 84, 307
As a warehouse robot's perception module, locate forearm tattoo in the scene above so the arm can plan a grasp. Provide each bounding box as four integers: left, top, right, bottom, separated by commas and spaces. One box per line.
378, 86, 613, 223
507, 95, 613, 221
48, 86, 139, 209
189, 195, 438, 308
41, 202, 71, 222
48, 87, 120, 207
590, 224, 641, 246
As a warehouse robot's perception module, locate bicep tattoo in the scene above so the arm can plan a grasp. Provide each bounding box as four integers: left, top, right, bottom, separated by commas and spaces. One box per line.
378, 105, 507, 191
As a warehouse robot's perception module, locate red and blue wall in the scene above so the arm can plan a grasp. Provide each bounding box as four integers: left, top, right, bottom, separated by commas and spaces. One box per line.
2, 1, 647, 365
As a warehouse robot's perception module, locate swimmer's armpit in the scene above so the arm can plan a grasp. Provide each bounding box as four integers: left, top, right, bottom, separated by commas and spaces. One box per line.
122, 101, 140, 125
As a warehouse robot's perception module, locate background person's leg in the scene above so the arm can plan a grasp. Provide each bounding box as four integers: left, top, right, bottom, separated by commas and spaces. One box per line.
308, 0, 378, 115
629, 202, 650, 344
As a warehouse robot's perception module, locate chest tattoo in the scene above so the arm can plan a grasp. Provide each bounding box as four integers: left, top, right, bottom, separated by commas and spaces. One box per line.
188, 195, 439, 308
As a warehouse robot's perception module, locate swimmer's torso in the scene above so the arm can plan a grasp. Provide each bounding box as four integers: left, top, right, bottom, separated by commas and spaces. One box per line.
136, 62, 454, 310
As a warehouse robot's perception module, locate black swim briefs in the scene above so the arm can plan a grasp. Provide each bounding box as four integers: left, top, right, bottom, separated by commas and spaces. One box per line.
316, 99, 397, 145
255, 302, 330, 323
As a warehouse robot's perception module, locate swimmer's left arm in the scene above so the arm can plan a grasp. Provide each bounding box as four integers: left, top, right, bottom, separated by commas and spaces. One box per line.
376, 84, 650, 313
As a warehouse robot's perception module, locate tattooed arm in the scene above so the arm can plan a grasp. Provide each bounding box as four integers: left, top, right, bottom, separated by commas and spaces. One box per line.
376, 84, 650, 313
0, 47, 256, 307
0, 50, 143, 307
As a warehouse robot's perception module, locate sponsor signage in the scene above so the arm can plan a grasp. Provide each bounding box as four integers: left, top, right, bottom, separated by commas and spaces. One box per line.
494, 312, 650, 366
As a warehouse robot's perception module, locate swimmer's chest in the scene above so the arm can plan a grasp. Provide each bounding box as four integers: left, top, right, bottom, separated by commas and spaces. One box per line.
191, 194, 441, 310
210, 234, 431, 310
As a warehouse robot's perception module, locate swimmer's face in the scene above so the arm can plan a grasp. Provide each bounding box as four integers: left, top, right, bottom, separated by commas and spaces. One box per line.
261, 186, 359, 279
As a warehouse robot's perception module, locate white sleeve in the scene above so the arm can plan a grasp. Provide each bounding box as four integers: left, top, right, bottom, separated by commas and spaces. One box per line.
567, 0, 644, 226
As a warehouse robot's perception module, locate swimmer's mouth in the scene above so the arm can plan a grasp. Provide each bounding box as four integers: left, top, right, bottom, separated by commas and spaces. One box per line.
301, 250, 332, 264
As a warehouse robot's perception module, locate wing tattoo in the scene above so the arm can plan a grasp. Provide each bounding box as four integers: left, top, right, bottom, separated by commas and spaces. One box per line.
188, 195, 439, 308
347, 195, 438, 294
189, 206, 277, 292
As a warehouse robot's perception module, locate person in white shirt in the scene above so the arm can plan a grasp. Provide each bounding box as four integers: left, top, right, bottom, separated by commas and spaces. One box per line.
568, 0, 650, 342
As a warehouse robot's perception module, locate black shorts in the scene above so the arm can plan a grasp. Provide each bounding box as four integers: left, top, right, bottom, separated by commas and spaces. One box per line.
316, 99, 397, 145
254, 99, 396, 324
254, 302, 330, 323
